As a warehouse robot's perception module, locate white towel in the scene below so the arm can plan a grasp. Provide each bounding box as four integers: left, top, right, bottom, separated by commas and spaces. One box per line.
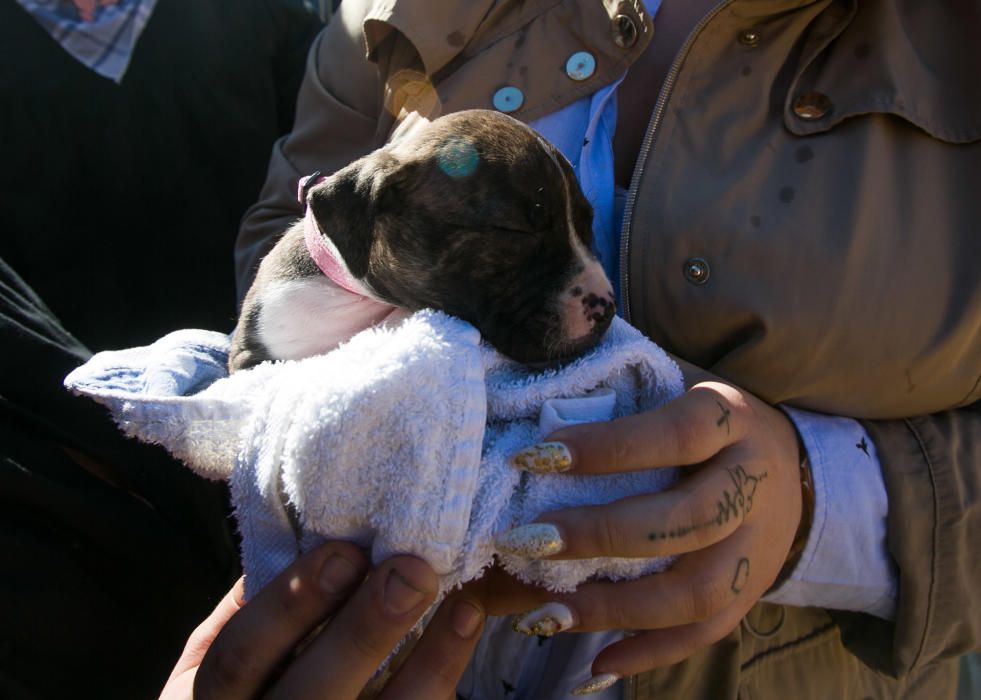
65, 311, 684, 599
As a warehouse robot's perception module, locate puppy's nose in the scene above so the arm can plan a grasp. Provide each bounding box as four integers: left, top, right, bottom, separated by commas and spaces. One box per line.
584, 293, 616, 335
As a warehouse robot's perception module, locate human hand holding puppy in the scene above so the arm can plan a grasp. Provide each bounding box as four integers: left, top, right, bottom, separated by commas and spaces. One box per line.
159, 366, 800, 698
479, 360, 806, 693
160, 541, 484, 700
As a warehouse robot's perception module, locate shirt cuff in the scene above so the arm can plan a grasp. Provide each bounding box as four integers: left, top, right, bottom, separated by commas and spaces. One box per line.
762, 406, 898, 620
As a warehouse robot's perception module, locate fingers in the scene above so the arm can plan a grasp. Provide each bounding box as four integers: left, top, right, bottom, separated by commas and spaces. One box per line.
508, 518, 797, 686
461, 565, 550, 617
498, 454, 771, 560
551, 525, 773, 634
195, 541, 369, 700
564, 609, 746, 694
510, 382, 750, 476
581, 542, 763, 679
511, 527, 783, 687
193, 548, 469, 700
380, 594, 486, 699
591, 606, 745, 678
267, 556, 438, 700
168, 577, 246, 683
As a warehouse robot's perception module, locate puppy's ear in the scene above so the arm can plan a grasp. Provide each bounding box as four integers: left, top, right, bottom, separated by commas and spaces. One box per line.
307, 152, 404, 279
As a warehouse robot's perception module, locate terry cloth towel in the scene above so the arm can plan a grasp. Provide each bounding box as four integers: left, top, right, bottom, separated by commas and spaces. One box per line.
65, 312, 684, 599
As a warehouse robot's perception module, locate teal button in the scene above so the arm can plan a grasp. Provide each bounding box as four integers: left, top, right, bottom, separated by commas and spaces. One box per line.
492, 86, 524, 113
565, 51, 596, 81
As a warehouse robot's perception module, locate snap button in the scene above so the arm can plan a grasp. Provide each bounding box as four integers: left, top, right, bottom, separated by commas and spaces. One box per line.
793, 92, 833, 121
683, 257, 710, 285
492, 86, 524, 113
565, 51, 596, 81
738, 29, 761, 47
612, 14, 638, 49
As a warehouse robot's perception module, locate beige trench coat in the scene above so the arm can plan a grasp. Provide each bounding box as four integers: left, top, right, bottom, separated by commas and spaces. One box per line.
235, 1, 981, 697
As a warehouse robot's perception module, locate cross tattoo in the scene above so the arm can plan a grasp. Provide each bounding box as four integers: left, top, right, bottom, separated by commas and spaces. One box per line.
716, 401, 732, 435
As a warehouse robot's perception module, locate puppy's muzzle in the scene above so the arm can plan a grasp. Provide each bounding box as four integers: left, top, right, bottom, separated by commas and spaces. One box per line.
583, 292, 616, 336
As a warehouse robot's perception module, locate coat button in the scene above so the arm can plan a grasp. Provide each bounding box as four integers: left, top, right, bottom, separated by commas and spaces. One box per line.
793, 91, 833, 120
683, 257, 710, 285
492, 86, 524, 113
738, 29, 761, 47
565, 51, 596, 81
612, 14, 638, 48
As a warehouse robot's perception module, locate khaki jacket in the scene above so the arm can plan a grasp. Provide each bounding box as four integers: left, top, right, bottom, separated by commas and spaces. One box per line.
235, 1, 981, 697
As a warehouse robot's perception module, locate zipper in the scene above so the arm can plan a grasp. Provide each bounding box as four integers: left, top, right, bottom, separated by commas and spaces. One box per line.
623, 672, 636, 699
618, 0, 732, 325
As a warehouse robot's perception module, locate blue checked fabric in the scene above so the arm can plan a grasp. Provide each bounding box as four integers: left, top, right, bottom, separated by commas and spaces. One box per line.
15, 0, 159, 83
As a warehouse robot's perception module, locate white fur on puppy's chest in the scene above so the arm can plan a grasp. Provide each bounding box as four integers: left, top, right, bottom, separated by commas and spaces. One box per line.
256, 277, 403, 361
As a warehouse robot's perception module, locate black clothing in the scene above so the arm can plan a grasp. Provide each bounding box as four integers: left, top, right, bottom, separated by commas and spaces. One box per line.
0, 1, 321, 695
0, 257, 240, 698
0, 0, 321, 351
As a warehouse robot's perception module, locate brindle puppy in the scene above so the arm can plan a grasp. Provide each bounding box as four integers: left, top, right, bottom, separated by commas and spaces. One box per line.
230, 110, 615, 372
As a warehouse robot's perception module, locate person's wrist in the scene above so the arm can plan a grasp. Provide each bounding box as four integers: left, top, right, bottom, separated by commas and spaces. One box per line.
772, 427, 814, 589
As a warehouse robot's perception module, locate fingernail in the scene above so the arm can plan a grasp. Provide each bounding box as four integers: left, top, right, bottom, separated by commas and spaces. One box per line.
495, 523, 565, 558
508, 442, 573, 473
319, 554, 360, 595
451, 599, 484, 639
511, 602, 575, 637
571, 673, 621, 696
383, 569, 429, 616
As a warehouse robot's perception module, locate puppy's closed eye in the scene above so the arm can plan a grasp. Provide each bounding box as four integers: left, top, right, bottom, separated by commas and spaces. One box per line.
528, 201, 549, 231
490, 212, 548, 237
488, 188, 551, 235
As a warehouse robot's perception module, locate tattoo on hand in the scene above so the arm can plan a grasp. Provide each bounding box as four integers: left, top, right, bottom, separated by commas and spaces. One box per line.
731, 557, 750, 593
716, 401, 732, 435
716, 464, 767, 524
647, 465, 767, 541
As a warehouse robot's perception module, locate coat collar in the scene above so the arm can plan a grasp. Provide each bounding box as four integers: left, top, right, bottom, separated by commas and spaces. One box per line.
360, 0, 650, 78
785, 0, 981, 143
362, 0, 499, 77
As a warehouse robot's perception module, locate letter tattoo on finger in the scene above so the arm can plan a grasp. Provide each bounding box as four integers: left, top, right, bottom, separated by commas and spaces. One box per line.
731, 557, 750, 594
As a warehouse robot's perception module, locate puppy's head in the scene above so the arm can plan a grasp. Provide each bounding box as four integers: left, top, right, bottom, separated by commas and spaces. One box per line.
306, 109, 615, 364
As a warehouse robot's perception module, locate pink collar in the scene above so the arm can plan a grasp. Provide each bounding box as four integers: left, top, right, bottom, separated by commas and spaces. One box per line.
299, 174, 370, 297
